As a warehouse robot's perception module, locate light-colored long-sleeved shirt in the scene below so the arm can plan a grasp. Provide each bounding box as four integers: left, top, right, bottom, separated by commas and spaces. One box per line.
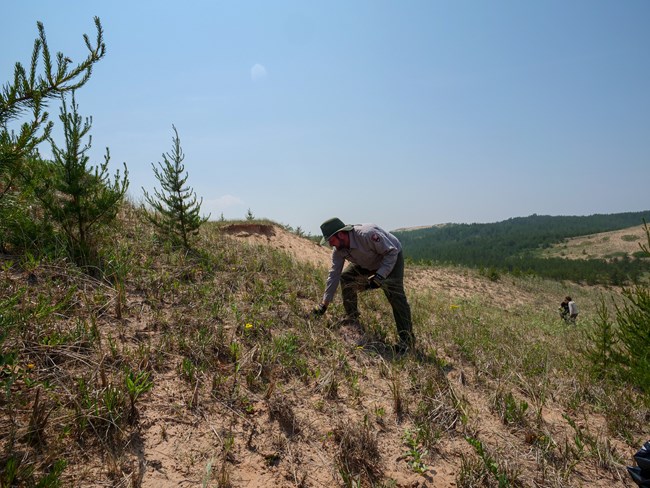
568, 300, 578, 315
322, 223, 401, 304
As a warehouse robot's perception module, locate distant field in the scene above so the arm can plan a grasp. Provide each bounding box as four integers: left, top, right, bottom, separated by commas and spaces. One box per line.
538, 224, 648, 261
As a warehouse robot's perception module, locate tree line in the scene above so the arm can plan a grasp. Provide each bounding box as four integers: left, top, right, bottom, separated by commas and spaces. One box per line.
394, 213, 650, 285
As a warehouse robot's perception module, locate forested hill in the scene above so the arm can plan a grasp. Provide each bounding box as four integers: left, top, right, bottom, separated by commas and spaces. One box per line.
393, 211, 650, 284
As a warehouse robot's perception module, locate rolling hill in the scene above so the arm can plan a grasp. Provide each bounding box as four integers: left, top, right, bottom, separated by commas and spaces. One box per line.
537, 224, 649, 261
394, 211, 650, 284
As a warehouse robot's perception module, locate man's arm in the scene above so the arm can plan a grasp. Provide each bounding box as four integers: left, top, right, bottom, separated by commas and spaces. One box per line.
369, 228, 400, 278
323, 251, 345, 303
312, 250, 344, 317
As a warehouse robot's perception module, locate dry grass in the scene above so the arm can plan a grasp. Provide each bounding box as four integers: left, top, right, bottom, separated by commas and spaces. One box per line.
0, 213, 648, 487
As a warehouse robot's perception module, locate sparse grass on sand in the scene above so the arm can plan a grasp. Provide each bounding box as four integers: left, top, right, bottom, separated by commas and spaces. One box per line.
1, 211, 647, 487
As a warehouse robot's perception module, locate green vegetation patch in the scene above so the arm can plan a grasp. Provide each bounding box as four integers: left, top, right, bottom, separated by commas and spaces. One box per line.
621, 234, 639, 242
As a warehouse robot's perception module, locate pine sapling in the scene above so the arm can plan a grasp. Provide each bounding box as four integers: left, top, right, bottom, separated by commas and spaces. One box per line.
142, 125, 208, 248
37, 93, 128, 267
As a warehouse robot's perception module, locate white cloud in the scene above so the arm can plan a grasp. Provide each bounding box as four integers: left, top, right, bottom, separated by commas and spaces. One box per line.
202, 194, 245, 218
216, 195, 244, 207
251, 63, 267, 81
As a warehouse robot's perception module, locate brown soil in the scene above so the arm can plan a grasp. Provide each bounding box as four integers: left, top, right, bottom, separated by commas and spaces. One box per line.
220, 223, 332, 268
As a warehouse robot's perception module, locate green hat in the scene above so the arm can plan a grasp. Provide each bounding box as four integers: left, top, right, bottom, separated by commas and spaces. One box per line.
320, 217, 353, 245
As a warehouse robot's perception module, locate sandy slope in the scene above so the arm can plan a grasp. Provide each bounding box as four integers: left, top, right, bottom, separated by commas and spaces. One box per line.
201, 223, 638, 488
540, 224, 648, 261
15, 222, 635, 487
220, 223, 332, 268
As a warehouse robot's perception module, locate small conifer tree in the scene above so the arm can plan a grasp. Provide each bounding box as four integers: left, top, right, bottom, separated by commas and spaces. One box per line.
1, 17, 105, 198
584, 220, 650, 395
142, 125, 208, 248
614, 285, 650, 393
36, 94, 128, 266
0, 18, 105, 253
583, 297, 617, 378
613, 221, 650, 393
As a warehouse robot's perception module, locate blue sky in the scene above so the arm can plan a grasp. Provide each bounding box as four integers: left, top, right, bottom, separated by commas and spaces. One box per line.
3, 1, 649, 235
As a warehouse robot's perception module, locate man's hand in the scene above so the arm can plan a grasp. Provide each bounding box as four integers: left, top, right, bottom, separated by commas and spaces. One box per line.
311, 303, 328, 317
368, 274, 384, 289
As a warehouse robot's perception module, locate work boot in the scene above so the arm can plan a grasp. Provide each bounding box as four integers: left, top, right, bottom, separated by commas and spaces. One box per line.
393, 341, 410, 356
339, 315, 361, 327
393, 333, 415, 356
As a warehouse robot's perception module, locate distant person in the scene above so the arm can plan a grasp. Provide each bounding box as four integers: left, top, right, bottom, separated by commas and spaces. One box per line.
559, 297, 570, 322
567, 296, 578, 323
311, 217, 414, 354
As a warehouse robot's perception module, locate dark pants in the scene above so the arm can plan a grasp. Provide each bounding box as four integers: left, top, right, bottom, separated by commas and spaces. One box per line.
340, 251, 414, 346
